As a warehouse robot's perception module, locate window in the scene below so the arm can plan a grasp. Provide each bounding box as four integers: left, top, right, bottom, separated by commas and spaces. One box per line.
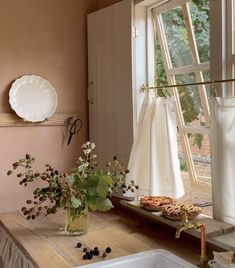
151, 0, 211, 184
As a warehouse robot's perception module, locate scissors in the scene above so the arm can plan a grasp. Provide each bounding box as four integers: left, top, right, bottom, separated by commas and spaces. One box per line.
67, 117, 82, 145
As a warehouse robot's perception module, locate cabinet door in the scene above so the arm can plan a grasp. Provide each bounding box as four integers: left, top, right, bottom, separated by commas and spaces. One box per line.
87, 0, 134, 167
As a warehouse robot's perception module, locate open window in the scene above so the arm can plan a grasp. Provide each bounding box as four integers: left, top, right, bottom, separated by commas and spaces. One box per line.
151, 0, 211, 185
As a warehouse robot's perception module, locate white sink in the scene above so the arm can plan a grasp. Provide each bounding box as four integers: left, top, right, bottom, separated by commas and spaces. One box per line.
80, 249, 197, 268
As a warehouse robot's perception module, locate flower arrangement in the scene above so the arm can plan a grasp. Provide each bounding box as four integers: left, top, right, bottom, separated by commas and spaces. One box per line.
7, 142, 138, 235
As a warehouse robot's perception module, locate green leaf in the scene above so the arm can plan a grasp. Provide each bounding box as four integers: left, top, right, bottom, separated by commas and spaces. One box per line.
95, 198, 113, 212
71, 196, 82, 208
88, 203, 97, 211
87, 187, 96, 197
85, 175, 99, 188
66, 175, 74, 184
96, 176, 113, 198
96, 185, 107, 198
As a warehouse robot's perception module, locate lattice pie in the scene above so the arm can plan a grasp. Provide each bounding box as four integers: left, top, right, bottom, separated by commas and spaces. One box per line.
140, 196, 174, 212
161, 203, 202, 221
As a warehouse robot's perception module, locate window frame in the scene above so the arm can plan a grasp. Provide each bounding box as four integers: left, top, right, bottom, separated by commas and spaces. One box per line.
149, 0, 211, 184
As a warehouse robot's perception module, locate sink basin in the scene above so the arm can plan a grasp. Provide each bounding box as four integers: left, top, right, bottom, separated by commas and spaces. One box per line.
80, 249, 197, 268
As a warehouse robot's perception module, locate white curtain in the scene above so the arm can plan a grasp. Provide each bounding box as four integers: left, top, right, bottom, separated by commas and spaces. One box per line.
211, 97, 235, 225
128, 93, 185, 199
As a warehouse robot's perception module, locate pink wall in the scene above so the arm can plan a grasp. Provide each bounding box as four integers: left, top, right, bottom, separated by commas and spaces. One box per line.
0, 0, 97, 212
0, 0, 122, 213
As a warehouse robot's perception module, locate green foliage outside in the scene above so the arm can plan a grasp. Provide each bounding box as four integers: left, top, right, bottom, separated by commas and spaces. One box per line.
155, 0, 210, 152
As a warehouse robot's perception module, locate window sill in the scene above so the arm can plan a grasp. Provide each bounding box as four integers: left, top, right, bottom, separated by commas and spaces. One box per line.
118, 199, 235, 252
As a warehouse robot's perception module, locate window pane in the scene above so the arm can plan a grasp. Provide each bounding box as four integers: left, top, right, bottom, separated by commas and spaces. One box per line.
188, 133, 211, 183
161, 7, 192, 67
175, 73, 206, 126
189, 0, 210, 63
177, 133, 212, 217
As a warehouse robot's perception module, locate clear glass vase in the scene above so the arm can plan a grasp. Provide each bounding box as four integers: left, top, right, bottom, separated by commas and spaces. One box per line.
65, 206, 89, 236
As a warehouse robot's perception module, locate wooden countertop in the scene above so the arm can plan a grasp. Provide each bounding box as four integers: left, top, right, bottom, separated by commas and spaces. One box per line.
0, 207, 206, 268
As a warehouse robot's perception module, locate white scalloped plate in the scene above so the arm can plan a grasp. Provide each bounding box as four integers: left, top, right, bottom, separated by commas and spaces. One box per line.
9, 75, 58, 122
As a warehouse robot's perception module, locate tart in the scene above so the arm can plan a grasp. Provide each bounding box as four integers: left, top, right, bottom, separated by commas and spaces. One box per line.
140, 196, 174, 212
161, 203, 202, 221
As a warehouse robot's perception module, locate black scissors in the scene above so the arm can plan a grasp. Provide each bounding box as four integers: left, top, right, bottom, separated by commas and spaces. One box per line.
67, 117, 82, 145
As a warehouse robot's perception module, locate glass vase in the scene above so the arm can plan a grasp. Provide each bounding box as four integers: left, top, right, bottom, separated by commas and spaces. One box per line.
65, 206, 89, 236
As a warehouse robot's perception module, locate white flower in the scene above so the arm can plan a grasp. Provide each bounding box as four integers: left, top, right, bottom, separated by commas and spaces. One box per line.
90, 143, 95, 149
81, 141, 91, 149
83, 148, 92, 155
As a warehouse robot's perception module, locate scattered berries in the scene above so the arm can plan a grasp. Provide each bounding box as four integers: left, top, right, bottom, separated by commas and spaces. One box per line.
7, 170, 13, 176
90, 250, 95, 255
94, 250, 100, 256
76, 242, 82, 248
106, 247, 112, 253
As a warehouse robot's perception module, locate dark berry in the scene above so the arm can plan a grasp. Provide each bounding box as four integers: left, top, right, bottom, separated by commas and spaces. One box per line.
85, 252, 92, 259
26, 200, 32, 204
113, 156, 117, 160
106, 247, 112, 253
88, 253, 93, 260
7, 170, 13, 176
76, 242, 82, 248
25, 154, 30, 159
26, 215, 31, 220
83, 247, 88, 252
135, 185, 139, 189
94, 250, 100, 256
94, 247, 98, 251
90, 250, 95, 255
102, 252, 107, 258
32, 215, 36, 220
83, 255, 88, 260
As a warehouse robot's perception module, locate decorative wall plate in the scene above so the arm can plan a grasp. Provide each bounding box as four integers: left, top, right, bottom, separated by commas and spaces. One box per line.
9, 75, 58, 122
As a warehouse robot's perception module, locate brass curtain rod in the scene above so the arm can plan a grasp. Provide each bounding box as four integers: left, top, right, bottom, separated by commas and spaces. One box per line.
141, 78, 235, 91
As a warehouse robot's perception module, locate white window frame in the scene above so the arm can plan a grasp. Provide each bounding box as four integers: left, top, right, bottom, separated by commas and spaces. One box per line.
135, 0, 211, 184
210, 0, 234, 97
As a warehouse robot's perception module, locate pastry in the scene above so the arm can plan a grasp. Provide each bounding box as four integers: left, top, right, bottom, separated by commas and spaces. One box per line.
161, 203, 202, 221
140, 196, 174, 212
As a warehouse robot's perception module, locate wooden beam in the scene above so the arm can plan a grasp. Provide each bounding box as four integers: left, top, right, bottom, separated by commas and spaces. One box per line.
168, 62, 210, 76
0, 113, 79, 127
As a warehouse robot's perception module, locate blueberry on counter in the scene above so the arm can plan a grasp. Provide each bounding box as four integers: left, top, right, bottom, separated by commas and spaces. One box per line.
94, 250, 100, 256
106, 247, 112, 253
76, 242, 82, 248
90, 250, 95, 255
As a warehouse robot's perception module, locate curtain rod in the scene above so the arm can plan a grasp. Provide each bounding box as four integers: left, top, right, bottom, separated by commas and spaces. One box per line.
141, 78, 235, 91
